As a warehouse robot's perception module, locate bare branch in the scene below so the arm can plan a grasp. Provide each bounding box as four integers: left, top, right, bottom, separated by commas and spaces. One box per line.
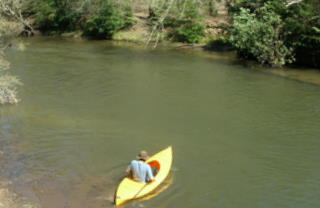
146, 0, 176, 48
286, 0, 304, 7
0, 0, 34, 35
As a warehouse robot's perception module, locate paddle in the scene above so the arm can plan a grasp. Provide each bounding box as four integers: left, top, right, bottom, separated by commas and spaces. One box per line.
131, 179, 155, 205
133, 182, 148, 199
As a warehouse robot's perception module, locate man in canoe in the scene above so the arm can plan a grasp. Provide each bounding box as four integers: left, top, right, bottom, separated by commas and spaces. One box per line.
126, 151, 155, 183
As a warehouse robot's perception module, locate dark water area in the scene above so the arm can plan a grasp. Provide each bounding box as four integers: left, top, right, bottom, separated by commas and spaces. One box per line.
1, 37, 320, 208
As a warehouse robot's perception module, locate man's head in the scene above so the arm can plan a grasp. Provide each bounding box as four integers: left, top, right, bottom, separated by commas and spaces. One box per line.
137, 150, 149, 161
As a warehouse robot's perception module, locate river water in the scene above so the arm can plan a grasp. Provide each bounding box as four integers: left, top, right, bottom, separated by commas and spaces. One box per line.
1, 37, 320, 208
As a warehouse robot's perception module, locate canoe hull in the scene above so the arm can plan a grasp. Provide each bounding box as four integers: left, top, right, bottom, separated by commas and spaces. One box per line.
115, 146, 173, 206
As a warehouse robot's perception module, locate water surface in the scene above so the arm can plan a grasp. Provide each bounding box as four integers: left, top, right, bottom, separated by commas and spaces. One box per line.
1, 37, 320, 208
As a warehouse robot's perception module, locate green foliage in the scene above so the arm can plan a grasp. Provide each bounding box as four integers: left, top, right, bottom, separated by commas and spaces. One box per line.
172, 1, 205, 43
83, 1, 134, 39
32, 0, 134, 38
283, 0, 320, 67
229, 0, 268, 13
156, 0, 205, 43
34, 0, 81, 33
229, 4, 294, 67
169, 23, 205, 43
229, 0, 320, 68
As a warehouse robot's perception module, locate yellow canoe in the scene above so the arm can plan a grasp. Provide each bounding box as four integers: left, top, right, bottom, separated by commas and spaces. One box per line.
114, 146, 173, 206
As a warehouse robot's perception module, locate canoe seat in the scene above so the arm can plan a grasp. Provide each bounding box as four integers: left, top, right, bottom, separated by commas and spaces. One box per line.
148, 160, 160, 176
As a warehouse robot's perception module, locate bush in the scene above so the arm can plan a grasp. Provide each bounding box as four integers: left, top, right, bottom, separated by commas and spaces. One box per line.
35, 0, 81, 33
229, 0, 320, 68
169, 23, 205, 43
284, 0, 320, 68
83, 1, 134, 39
161, 0, 205, 43
229, 3, 294, 67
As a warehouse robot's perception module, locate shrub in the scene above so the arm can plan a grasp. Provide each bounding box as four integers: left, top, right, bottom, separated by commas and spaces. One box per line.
162, 0, 205, 43
229, 3, 294, 67
229, 0, 320, 68
83, 1, 134, 39
283, 0, 320, 68
169, 23, 205, 43
35, 0, 81, 33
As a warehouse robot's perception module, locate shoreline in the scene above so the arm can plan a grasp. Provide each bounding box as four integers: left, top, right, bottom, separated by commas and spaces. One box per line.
20, 33, 320, 86
0, 186, 37, 208
0, 133, 39, 208
110, 32, 320, 86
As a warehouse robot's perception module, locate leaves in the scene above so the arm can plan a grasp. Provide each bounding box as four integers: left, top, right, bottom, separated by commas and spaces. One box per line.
160, 0, 205, 43
229, 3, 294, 67
83, 0, 134, 39
34, 0, 81, 33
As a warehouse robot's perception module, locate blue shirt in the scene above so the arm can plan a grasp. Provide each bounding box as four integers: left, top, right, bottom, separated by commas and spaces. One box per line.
128, 160, 153, 182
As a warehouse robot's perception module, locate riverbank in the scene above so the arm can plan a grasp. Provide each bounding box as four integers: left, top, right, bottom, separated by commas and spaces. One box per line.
2, 0, 318, 69
106, 37, 320, 86
23, 0, 319, 69
0, 184, 37, 208
0, 130, 39, 208
111, 3, 229, 45
30, 0, 229, 46
48, 4, 320, 86
0, 167, 38, 208
20, 32, 320, 87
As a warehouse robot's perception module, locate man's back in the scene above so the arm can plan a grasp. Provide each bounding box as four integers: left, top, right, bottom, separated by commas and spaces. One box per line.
128, 160, 153, 182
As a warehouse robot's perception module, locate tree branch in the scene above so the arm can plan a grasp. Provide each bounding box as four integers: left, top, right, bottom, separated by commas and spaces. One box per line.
286, 0, 304, 7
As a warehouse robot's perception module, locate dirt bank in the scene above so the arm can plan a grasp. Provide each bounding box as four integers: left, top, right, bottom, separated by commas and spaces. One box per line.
113, 2, 229, 44
0, 178, 38, 208
0, 130, 39, 208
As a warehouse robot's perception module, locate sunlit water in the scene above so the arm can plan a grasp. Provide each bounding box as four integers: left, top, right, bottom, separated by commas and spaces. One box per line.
1, 37, 320, 208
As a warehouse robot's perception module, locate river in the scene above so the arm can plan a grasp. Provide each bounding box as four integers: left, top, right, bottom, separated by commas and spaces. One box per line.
1, 37, 320, 208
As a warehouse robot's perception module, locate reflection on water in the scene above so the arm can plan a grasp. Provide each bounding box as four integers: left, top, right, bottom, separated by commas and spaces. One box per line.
1, 37, 320, 207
